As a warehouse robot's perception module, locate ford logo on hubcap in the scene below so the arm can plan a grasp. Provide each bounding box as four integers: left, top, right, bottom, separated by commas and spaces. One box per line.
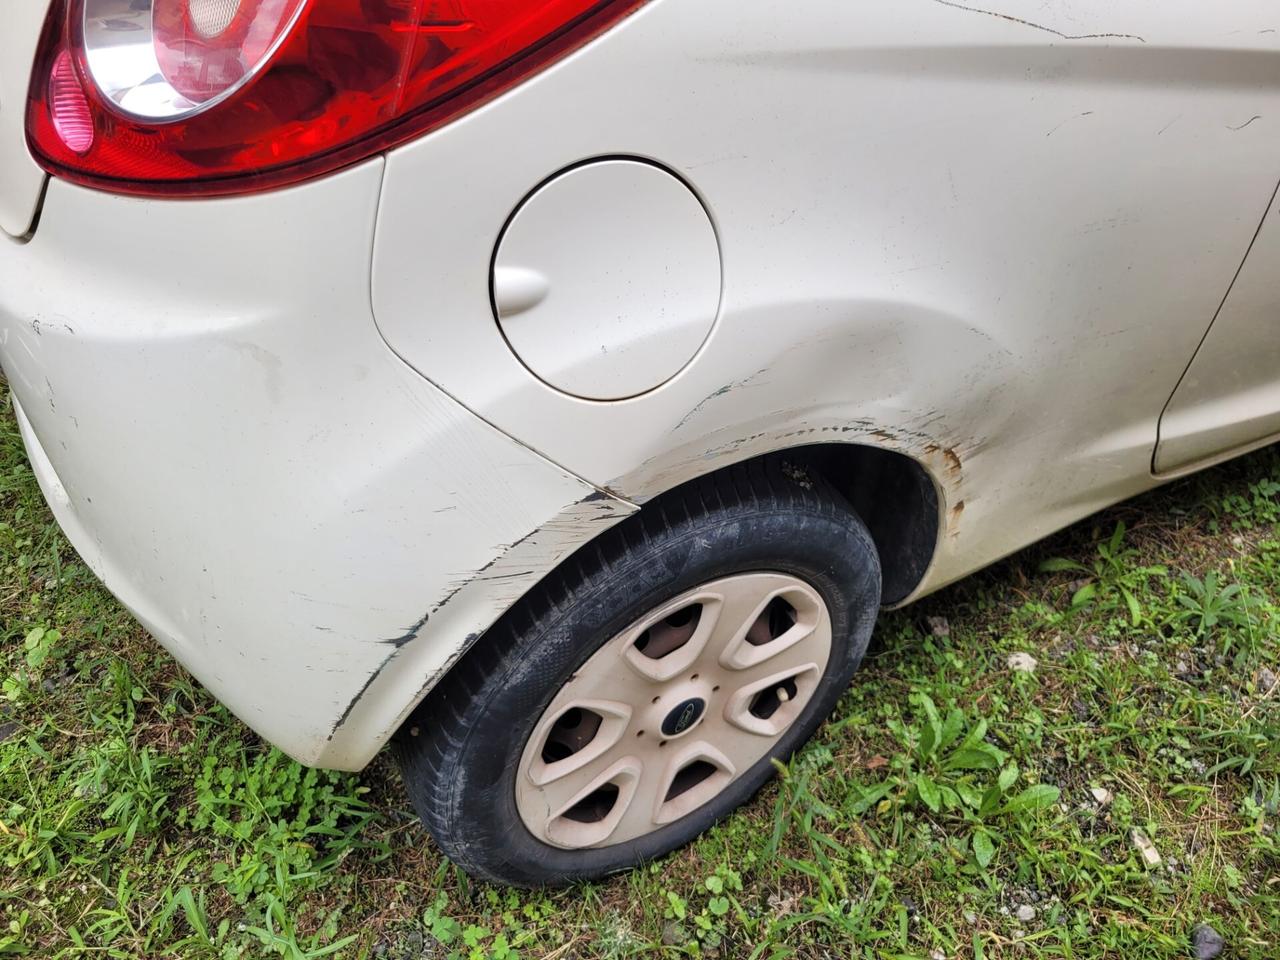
661, 697, 706, 737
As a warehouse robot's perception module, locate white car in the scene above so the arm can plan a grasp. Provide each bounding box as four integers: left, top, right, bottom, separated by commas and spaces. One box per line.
3, 0, 1279, 885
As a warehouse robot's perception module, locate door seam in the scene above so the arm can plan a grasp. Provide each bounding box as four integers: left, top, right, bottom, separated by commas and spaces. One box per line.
1151, 174, 1280, 475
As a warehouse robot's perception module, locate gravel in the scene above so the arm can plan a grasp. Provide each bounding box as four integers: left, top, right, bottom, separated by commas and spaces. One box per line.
1007, 652, 1038, 673
1192, 923, 1225, 959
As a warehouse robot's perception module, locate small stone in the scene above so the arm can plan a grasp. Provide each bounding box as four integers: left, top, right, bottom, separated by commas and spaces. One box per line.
901, 896, 919, 919
1258, 667, 1277, 694
963, 910, 977, 924
0, 721, 18, 744
1192, 923, 1225, 959
767, 891, 797, 917
1015, 904, 1036, 923
930, 950, 946, 960
1044, 632, 1063, 652
661, 921, 688, 946
1007, 652, 1038, 673
927, 616, 950, 638
1071, 698, 1091, 720
1131, 828, 1162, 867
1090, 786, 1113, 806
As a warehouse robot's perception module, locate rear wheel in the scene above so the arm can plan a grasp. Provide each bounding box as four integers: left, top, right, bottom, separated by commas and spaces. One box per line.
397, 460, 881, 885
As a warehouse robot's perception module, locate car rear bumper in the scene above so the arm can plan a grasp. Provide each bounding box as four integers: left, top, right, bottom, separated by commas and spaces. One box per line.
0, 161, 635, 769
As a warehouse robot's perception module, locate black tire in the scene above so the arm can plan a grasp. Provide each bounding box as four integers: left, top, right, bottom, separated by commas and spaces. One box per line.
395, 458, 881, 886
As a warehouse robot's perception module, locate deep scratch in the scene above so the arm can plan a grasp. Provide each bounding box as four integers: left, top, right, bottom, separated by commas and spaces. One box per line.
379, 609, 430, 648
675, 366, 770, 430
425, 528, 543, 620
327, 650, 396, 738
932, 0, 1145, 43
1227, 115, 1262, 131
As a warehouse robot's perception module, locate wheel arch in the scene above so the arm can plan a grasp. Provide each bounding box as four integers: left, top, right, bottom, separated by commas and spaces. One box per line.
784, 443, 940, 605
620, 442, 941, 606
380, 441, 942, 769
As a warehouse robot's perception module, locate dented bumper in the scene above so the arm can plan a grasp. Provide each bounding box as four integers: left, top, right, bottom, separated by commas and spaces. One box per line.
0, 163, 634, 769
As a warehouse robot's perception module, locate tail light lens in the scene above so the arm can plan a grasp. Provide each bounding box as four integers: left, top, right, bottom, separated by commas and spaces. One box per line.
87, 0, 309, 120
27, 0, 647, 196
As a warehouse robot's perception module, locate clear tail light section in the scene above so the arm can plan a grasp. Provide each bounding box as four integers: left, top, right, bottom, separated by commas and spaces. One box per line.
85, 0, 309, 120
27, 0, 648, 196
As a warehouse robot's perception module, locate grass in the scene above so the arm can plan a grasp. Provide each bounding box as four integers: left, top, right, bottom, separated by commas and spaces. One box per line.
1, 384, 1278, 959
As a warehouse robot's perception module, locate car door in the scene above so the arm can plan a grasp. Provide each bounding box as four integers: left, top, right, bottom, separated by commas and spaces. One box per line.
1155, 179, 1280, 475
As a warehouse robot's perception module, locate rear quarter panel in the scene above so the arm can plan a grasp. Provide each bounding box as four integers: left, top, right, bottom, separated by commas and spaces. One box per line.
371, 0, 1280, 596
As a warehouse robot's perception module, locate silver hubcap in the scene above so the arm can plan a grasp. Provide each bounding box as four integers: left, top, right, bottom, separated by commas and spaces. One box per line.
515, 572, 833, 849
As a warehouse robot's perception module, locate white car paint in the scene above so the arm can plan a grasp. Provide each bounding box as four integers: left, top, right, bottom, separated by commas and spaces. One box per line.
0, 0, 51, 236
372, 0, 1280, 597
2, 0, 1279, 769
0, 166, 636, 768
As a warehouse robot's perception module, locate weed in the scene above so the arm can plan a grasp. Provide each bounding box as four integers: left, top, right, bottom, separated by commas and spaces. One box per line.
180, 736, 378, 903
1172, 569, 1257, 642
1041, 521, 1168, 626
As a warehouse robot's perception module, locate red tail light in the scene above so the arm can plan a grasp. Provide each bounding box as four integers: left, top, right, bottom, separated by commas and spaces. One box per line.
27, 0, 647, 196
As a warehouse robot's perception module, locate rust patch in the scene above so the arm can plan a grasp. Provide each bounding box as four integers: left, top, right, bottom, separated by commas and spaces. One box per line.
942, 448, 962, 476
948, 499, 965, 537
